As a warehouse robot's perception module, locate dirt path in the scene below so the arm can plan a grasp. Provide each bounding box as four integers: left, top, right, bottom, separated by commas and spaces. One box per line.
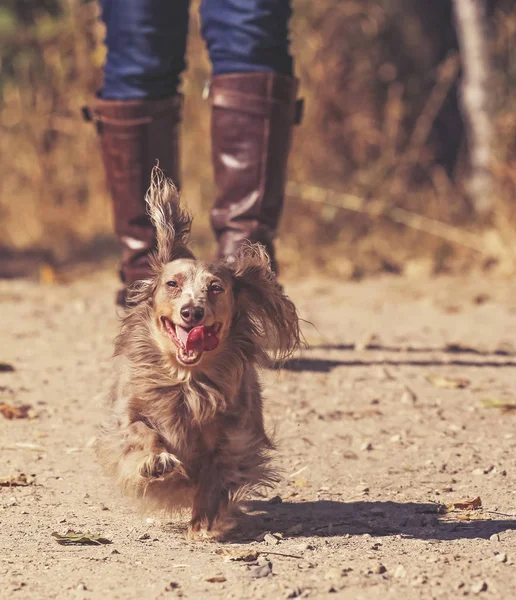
1, 271, 515, 600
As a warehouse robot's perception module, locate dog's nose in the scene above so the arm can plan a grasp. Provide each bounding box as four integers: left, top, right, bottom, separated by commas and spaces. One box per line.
180, 305, 205, 324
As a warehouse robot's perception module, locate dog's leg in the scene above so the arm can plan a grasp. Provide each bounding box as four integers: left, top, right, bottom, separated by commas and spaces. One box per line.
188, 461, 230, 537
124, 421, 187, 479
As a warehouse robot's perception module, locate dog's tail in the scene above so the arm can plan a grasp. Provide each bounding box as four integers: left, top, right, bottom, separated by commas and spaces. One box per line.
145, 165, 193, 265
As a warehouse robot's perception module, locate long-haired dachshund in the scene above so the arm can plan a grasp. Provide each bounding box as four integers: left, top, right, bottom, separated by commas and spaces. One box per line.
97, 168, 300, 537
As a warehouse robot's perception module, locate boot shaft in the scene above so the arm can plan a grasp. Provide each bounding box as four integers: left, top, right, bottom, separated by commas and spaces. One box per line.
209, 72, 302, 272
84, 96, 182, 286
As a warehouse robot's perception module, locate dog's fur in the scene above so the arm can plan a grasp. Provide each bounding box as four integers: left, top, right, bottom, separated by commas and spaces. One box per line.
97, 169, 301, 537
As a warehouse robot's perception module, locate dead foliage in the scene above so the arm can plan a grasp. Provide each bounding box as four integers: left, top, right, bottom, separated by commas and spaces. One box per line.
0, 1, 516, 277
51, 531, 112, 546
0, 402, 34, 420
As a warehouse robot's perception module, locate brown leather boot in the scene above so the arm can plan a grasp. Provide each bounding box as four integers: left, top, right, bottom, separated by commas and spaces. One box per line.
209, 73, 302, 274
83, 96, 182, 304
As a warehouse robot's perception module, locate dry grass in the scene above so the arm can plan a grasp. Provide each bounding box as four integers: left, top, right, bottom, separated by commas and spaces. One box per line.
0, 0, 515, 280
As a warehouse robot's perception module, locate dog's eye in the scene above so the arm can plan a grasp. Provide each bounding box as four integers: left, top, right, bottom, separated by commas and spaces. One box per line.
209, 284, 224, 294
166, 281, 178, 288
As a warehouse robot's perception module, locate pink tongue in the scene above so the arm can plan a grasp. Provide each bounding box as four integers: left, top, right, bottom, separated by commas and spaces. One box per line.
185, 324, 220, 353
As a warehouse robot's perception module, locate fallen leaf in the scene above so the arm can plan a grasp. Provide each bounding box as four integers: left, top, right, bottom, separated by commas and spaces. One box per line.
426, 375, 470, 389
0, 473, 36, 487
0, 363, 15, 372
453, 512, 490, 521
52, 531, 112, 545
293, 478, 309, 488
205, 576, 226, 583
481, 398, 516, 412
446, 496, 482, 511
0, 403, 33, 420
216, 548, 260, 562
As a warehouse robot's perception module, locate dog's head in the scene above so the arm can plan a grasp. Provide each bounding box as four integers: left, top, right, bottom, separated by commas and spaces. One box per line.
154, 259, 234, 367
129, 168, 300, 371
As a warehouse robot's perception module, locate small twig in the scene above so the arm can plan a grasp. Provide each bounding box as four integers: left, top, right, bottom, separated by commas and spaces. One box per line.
261, 551, 304, 559
452, 0, 493, 216
289, 466, 308, 479
397, 53, 461, 172
311, 521, 352, 532
483, 510, 516, 518
287, 181, 486, 252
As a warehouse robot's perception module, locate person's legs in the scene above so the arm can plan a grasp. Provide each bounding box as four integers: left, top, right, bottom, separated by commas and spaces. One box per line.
85, 0, 189, 303
201, 0, 301, 274
100, 0, 189, 100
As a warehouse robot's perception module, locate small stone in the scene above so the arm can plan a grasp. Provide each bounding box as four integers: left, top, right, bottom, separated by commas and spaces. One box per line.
138, 533, 151, 540
360, 442, 373, 452
76, 583, 87, 591
286, 523, 303, 535
373, 564, 387, 574
286, 586, 303, 598
294, 542, 314, 552
471, 581, 488, 594
495, 552, 507, 563
205, 576, 226, 583
268, 495, 283, 505
165, 582, 180, 591
324, 567, 342, 580
264, 533, 279, 546
489, 533, 500, 543
394, 565, 407, 579
111, 549, 120, 555
401, 385, 418, 404
249, 560, 272, 579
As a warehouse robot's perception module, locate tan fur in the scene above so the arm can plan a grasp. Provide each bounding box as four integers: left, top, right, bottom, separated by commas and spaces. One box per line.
97, 168, 301, 537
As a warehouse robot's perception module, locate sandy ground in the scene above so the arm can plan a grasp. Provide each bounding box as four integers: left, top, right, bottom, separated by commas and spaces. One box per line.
1, 270, 516, 600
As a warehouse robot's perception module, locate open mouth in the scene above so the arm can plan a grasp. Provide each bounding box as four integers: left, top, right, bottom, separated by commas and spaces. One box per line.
161, 317, 222, 366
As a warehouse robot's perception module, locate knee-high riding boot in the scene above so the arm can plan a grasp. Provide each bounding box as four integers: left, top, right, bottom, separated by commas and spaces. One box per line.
209, 73, 301, 274
83, 96, 182, 303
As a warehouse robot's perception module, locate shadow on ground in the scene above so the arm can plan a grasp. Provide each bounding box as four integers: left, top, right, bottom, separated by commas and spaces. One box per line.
276, 357, 516, 373
226, 500, 516, 542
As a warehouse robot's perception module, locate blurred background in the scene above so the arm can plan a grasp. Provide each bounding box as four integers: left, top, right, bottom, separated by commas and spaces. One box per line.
0, 0, 515, 280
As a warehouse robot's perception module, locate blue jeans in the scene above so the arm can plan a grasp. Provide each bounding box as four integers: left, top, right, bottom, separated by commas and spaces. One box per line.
99, 0, 294, 100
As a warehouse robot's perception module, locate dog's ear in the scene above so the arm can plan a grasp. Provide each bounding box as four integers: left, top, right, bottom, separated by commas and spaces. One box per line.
228, 243, 301, 361
145, 166, 194, 265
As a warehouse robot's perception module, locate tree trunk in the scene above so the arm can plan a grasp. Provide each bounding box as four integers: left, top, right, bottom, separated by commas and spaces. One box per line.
452, 0, 493, 217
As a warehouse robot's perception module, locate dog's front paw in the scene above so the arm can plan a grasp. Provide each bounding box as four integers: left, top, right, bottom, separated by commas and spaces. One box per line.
139, 452, 184, 479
